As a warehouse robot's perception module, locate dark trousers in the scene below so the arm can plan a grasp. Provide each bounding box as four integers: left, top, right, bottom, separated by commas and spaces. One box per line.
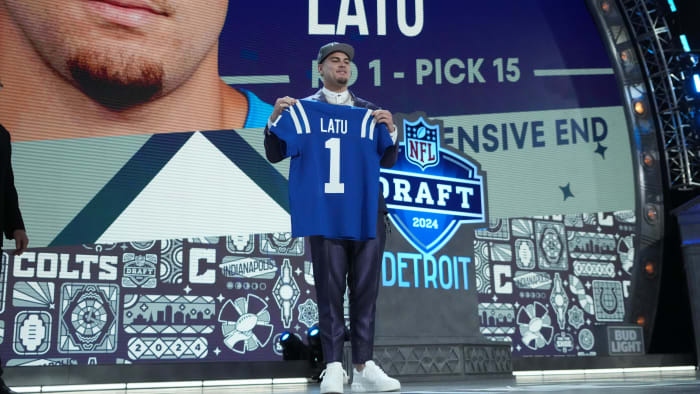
309, 216, 386, 364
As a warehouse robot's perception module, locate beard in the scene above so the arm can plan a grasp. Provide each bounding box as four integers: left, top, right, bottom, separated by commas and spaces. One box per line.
335, 75, 348, 85
67, 50, 164, 111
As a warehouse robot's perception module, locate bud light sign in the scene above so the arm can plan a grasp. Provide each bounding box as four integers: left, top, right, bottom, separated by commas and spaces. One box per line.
381, 114, 487, 255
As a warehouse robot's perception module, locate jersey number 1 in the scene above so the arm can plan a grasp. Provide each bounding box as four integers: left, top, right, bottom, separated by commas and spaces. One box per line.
324, 138, 344, 194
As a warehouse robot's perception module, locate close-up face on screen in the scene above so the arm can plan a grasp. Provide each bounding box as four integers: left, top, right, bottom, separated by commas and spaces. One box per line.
0, 0, 240, 140
0, 1, 639, 366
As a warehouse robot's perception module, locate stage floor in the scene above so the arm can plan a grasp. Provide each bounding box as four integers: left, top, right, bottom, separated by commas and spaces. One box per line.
14, 370, 700, 393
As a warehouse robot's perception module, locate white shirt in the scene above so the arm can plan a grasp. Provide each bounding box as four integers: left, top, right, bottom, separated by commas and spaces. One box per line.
322, 87, 353, 106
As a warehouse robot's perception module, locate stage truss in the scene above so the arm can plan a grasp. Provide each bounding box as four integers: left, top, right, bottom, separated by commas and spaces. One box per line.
619, 0, 700, 189
588, 0, 666, 349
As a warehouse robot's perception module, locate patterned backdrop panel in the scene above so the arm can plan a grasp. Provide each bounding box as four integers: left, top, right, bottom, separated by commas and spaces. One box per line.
0, 233, 316, 367
0, 210, 636, 366
477, 211, 636, 357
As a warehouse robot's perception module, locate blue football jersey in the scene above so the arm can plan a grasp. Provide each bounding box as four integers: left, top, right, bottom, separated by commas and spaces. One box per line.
270, 99, 394, 240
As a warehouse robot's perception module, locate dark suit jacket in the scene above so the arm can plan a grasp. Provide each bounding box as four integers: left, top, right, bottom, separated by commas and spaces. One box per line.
0, 124, 25, 249
263, 89, 399, 214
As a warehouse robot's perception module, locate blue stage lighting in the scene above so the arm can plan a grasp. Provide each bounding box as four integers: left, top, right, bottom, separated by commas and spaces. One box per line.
279, 331, 309, 361
694, 74, 700, 93
681, 34, 691, 52
668, 0, 677, 13
306, 326, 323, 369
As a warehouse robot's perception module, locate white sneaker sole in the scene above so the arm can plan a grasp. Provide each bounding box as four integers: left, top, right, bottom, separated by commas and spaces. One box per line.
320, 379, 347, 394
351, 382, 401, 392
320, 384, 344, 394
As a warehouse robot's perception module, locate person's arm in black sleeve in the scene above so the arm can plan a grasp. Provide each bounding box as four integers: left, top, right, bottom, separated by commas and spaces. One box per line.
3, 164, 25, 241
264, 125, 287, 163
380, 137, 399, 168
3, 139, 29, 256
3, 138, 27, 255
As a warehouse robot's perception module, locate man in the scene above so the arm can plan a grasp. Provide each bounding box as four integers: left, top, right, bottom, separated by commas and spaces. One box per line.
0, 0, 269, 141
265, 42, 401, 394
0, 81, 29, 394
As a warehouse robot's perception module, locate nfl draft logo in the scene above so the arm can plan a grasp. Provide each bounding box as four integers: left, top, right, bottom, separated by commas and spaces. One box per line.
405, 118, 440, 170
381, 114, 487, 255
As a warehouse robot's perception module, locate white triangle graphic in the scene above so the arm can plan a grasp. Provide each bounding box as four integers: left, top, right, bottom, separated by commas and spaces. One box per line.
97, 132, 290, 243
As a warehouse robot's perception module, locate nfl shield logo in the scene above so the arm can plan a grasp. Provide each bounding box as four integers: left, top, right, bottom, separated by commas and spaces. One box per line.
382, 112, 486, 255
404, 117, 440, 170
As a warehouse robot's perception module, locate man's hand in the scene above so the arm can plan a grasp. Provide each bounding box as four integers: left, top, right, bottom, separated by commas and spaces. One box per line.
270, 96, 298, 124
372, 109, 397, 143
372, 109, 393, 129
13, 229, 28, 256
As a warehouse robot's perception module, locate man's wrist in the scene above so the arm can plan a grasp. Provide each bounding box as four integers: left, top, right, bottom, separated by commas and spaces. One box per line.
267, 113, 283, 131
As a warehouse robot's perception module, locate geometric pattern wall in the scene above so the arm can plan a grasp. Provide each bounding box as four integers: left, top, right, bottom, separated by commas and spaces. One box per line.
1, 234, 314, 367
0, 209, 635, 367
476, 210, 635, 357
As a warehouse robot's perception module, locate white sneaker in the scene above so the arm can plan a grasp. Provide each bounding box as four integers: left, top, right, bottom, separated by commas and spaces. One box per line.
320, 362, 348, 394
351, 360, 401, 392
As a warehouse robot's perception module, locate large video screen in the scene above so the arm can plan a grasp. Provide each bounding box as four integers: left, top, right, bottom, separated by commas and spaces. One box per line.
0, 1, 636, 366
